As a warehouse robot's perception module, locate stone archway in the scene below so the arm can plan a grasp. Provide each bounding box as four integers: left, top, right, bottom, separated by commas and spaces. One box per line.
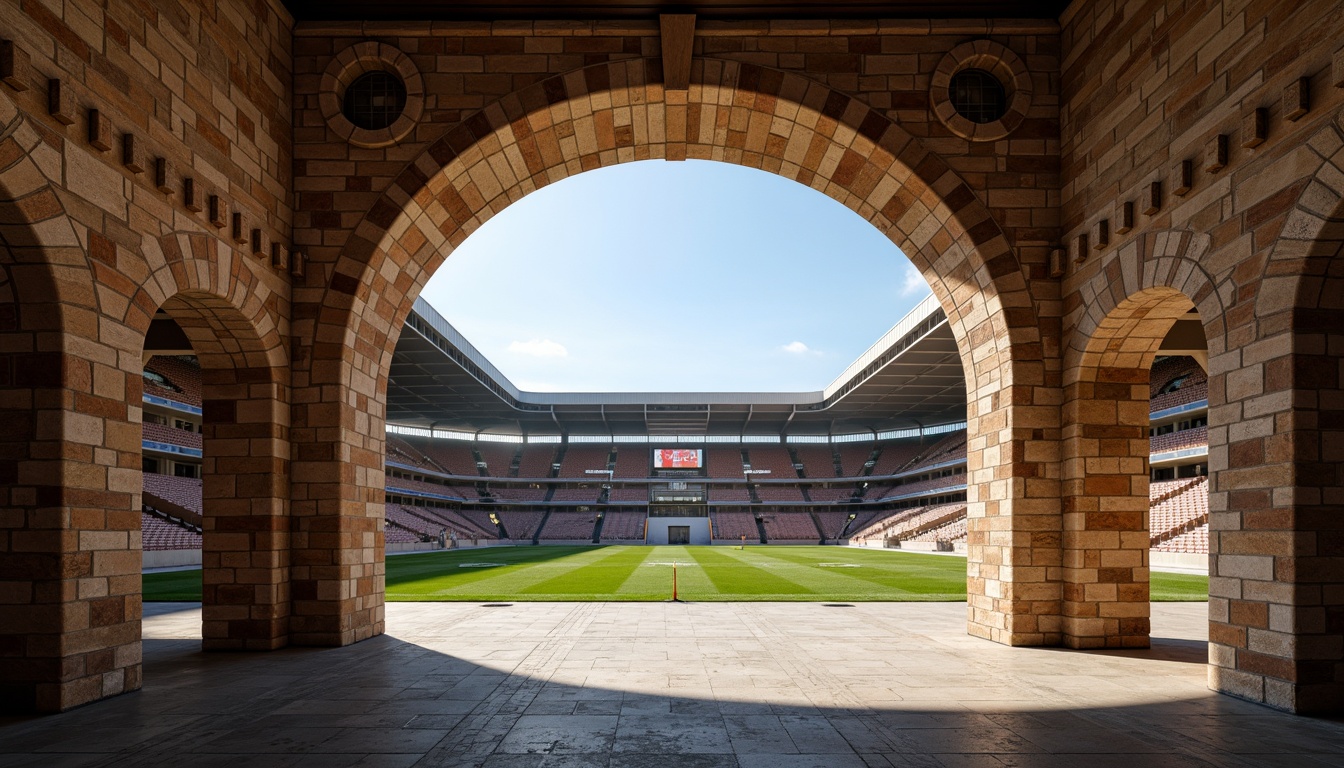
1062, 231, 1223, 650
295, 58, 1060, 649
139, 233, 292, 652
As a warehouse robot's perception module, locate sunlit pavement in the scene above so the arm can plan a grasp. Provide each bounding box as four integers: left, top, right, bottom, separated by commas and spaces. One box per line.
2, 601, 1342, 767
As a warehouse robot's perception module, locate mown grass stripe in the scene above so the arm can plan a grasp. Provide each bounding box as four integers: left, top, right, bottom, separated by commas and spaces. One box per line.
392, 545, 620, 597
746, 546, 965, 597
518, 545, 652, 596
683, 546, 817, 597
143, 546, 1209, 603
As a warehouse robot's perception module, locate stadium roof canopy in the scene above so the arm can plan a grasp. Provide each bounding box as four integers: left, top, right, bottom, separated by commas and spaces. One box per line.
281, 1, 1070, 21
387, 293, 966, 438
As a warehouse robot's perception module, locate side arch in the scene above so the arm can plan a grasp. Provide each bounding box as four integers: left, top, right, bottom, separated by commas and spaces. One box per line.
1061, 230, 1221, 649
1241, 112, 1344, 713
137, 232, 292, 652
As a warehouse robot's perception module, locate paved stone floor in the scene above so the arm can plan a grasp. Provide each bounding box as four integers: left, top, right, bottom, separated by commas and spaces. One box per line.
2, 601, 1343, 767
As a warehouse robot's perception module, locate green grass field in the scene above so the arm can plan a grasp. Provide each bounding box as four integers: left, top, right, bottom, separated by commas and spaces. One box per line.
143, 545, 1209, 602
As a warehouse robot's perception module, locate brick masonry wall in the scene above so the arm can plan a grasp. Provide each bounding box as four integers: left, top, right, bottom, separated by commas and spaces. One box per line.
1060, 0, 1344, 711
288, 18, 1069, 650
0, 0, 295, 711
0, 0, 1340, 717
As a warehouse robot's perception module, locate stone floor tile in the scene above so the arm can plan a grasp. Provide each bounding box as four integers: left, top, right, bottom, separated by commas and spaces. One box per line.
2, 602, 1344, 768
497, 715, 620, 755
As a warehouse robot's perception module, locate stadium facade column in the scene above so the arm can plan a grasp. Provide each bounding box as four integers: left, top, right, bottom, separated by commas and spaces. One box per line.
1059, 0, 1344, 713
0, 109, 146, 714
0, 0, 297, 711
286, 310, 388, 648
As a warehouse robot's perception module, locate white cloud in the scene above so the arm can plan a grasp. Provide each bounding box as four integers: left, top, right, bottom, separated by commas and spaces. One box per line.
898, 264, 932, 297
507, 339, 568, 358
782, 341, 811, 355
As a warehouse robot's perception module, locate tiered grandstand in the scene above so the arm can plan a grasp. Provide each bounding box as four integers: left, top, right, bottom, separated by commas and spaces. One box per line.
139, 297, 1210, 564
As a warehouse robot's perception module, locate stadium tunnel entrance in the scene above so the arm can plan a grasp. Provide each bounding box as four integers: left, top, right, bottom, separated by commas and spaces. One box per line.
304, 59, 1055, 646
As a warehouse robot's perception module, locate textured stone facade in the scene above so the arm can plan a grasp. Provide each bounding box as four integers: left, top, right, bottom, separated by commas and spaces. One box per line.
0, 0, 1340, 715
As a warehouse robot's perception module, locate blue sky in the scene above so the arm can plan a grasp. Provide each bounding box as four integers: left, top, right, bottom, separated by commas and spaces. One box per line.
418, 160, 932, 393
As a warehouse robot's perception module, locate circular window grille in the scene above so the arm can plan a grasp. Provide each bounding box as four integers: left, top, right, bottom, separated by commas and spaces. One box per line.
949, 69, 1007, 125
342, 71, 407, 131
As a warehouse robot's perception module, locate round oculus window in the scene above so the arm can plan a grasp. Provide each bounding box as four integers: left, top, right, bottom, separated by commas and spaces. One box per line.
342, 71, 408, 131
948, 68, 1007, 125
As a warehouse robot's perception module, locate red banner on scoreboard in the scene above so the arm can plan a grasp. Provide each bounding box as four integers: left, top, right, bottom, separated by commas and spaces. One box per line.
653, 449, 702, 469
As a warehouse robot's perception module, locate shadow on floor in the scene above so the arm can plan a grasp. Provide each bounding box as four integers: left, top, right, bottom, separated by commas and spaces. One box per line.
1, 607, 1343, 768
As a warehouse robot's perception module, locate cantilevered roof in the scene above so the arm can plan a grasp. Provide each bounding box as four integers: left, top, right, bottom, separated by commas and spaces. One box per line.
387, 293, 966, 437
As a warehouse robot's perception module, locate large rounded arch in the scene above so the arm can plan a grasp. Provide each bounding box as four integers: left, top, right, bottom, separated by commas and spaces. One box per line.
294, 58, 1058, 648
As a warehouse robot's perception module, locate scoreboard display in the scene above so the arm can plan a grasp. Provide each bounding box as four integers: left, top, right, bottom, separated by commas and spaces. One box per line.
653, 449, 703, 469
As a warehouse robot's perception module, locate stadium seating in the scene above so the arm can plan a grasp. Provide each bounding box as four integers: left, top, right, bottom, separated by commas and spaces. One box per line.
710, 486, 752, 503
142, 473, 203, 515
497, 510, 546, 540
869, 440, 924, 476
1152, 524, 1209, 553
761, 512, 819, 541
550, 487, 600, 503
385, 476, 474, 501
848, 506, 939, 543
558, 445, 610, 478
813, 511, 853, 539
612, 446, 648, 478
1151, 426, 1207, 454
906, 516, 968, 544
875, 473, 965, 500
141, 511, 201, 550
538, 512, 596, 540
811, 485, 861, 503
600, 511, 647, 540
706, 448, 745, 478
754, 485, 806, 502
386, 436, 437, 470
1149, 477, 1208, 546
711, 511, 758, 540
138, 348, 1211, 560
608, 487, 648, 504
908, 432, 967, 470
517, 444, 558, 478
142, 422, 201, 450
383, 523, 423, 544
418, 441, 479, 476
488, 486, 548, 502
744, 445, 796, 478
794, 445, 839, 478
144, 356, 203, 406
385, 504, 441, 537
838, 444, 874, 476
477, 444, 518, 477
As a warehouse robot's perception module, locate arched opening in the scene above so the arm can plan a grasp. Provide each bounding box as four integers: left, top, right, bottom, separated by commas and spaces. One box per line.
373, 157, 971, 588
297, 58, 1050, 646
1063, 286, 1211, 649
139, 290, 291, 652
